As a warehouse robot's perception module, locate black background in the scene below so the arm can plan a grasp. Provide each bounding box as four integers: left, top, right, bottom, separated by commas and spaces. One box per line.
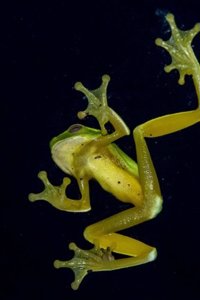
2, 1, 200, 299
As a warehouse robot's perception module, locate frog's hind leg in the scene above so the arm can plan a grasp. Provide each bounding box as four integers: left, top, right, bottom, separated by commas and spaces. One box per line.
53, 147, 161, 290
83, 207, 158, 265
54, 204, 158, 290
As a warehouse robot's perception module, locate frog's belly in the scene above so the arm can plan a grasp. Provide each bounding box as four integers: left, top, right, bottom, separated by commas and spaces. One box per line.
88, 157, 143, 206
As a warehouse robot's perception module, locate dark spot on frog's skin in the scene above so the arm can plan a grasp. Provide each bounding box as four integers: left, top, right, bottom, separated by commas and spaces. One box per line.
94, 155, 102, 159
127, 183, 130, 187
80, 178, 83, 181
117, 181, 121, 184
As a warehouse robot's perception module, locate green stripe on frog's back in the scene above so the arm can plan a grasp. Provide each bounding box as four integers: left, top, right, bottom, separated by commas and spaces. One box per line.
107, 143, 139, 178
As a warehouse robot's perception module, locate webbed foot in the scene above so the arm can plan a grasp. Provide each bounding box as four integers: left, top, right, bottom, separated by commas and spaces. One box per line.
29, 170, 70, 202
74, 74, 111, 135
54, 243, 115, 290
28, 171, 90, 212
155, 13, 200, 85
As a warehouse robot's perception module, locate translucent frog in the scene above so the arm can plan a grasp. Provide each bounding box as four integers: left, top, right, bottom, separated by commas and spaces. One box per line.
29, 14, 200, 290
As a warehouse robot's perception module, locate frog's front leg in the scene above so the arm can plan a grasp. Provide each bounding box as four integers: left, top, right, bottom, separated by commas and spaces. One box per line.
28, 171, 91, 212
75, 74, 130, 143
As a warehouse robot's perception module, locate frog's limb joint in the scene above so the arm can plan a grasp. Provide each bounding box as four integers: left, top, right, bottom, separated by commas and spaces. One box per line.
75, 74, 111, 135
53, 243, 115, 290
155, 13, 200, 85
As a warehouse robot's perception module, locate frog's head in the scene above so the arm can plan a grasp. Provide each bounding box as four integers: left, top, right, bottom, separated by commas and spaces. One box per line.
50, 124, 100, 175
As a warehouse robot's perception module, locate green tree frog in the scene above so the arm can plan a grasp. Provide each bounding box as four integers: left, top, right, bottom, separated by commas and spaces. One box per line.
29, 14, 200, 290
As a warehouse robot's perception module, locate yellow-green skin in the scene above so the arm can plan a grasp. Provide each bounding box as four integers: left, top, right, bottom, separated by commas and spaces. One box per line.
29, 14, 200, 290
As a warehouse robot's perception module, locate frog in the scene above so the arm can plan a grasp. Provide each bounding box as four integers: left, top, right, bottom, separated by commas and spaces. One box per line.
28, 13, 200, 290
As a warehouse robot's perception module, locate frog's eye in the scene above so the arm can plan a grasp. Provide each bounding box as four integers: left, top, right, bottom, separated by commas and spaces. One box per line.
68, 124, 83, 133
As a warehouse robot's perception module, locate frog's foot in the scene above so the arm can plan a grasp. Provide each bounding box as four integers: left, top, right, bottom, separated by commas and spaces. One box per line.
155, 13, 200, 85
74, 74, 111, 135
53, 242, 115, 290
28, 171, 90, 212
